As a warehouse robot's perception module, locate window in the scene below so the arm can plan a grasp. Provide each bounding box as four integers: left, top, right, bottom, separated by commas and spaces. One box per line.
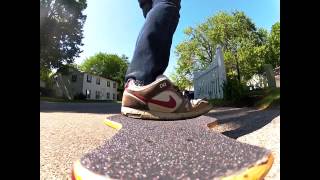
107, 92, 110, 99
107, 81, 110, 87
71, 75, 77, 82
113, 93, 116, 100
87, 74, 92, 83
95, 91, 100, 99
113, 82, 116, 88
86, 89, 91, 99
96, 77, 100, 85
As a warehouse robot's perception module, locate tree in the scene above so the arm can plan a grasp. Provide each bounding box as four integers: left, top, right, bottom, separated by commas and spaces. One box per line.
40, 0, 87, 71
40, 67, 52, 85
80, 53, 129, 91
266, 22, 280, 68
171, 11, 270, 89
55, 63, 80, 75
170, 40, 198, 90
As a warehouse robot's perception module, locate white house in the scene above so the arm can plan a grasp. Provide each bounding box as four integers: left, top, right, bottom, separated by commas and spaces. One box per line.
247, 74, 268, 90
247, 66, 280, 90
52, 68, 118, 100
82, 73, 118, 100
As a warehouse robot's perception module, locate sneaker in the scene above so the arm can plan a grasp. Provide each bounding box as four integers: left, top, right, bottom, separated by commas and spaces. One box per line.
121, 75, 212, 120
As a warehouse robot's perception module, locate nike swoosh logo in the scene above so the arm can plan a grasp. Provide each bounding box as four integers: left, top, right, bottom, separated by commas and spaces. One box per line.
132, 92, 177, 108
148, 95, 176, 108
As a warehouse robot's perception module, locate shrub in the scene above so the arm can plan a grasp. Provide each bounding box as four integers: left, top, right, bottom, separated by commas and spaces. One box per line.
73, 93, 87, 100
40, 87, 54, 97
223, 77, 249, 102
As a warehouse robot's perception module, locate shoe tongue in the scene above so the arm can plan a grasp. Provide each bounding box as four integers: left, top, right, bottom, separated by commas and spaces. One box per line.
126, 79, 136, 87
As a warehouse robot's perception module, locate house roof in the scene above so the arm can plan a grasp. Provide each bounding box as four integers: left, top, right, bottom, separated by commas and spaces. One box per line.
68, 68, 120, 84
83, 72, 119, 83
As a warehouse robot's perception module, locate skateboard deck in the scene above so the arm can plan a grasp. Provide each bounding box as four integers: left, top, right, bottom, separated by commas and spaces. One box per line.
72, 115, 274, 180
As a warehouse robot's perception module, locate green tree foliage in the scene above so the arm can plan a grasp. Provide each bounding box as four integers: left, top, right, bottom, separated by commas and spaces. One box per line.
40, 67, 52, 85
266, 22, 280, 68
80, 53, 129, 91
55, 63, 80, 75
40, 0, 87, 71
170, 40, 197, 90
171, 11, 279, 90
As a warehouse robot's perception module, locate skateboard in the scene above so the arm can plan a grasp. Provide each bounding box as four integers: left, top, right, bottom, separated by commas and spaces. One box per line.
72, 115, 274, 180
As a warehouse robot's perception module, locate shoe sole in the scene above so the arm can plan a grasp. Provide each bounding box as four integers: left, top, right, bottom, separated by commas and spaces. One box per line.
121, 105, 212, 120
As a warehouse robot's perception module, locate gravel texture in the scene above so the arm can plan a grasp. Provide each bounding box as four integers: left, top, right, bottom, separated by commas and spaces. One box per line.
40, 102, 279, 180
80, 115, 271, 179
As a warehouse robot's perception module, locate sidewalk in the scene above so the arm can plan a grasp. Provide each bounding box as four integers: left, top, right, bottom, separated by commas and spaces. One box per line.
238, 116, 280, 180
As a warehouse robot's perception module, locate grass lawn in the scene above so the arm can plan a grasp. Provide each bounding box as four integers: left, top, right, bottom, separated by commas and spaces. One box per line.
208, 99, 233, 107
40, 96, 121, 103
254, 88, 280, 109
209, 87, 280, 109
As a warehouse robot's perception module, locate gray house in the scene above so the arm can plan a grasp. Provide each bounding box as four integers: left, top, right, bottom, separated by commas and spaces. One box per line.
52, 68, 118, 100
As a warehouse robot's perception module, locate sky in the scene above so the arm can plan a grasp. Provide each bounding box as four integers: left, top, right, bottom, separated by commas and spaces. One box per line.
75, 0, 280, 77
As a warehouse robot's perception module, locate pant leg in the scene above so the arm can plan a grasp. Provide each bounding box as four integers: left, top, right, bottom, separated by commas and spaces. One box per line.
125, 0, 181, 85
138, 0, 153, 17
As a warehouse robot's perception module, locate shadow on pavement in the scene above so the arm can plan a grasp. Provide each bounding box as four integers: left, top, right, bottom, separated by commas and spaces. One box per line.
40, 102, 280, 139
205, 107, 280, 139
206, 107, 252, 117
40, 101, 121, 114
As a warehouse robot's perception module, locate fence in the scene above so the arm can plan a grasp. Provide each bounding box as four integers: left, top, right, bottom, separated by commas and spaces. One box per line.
193, 45, 227, 99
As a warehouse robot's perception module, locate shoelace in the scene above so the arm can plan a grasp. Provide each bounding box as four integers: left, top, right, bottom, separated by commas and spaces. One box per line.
172, 84, 207, 106
128, 78, 192, 101
172, 84, 190, 101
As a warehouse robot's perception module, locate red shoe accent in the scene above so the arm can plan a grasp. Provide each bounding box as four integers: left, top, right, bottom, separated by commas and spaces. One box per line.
131, 92, 177, 108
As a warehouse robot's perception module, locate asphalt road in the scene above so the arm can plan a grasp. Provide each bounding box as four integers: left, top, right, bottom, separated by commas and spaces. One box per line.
40, 101, 279, 180
40, 101, 121, 114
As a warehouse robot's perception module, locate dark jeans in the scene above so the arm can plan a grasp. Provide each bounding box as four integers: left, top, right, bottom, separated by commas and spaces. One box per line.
125, 0, 181, 85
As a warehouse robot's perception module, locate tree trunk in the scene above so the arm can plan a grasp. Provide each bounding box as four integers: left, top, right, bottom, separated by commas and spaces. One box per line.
236, 58, 241, 83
